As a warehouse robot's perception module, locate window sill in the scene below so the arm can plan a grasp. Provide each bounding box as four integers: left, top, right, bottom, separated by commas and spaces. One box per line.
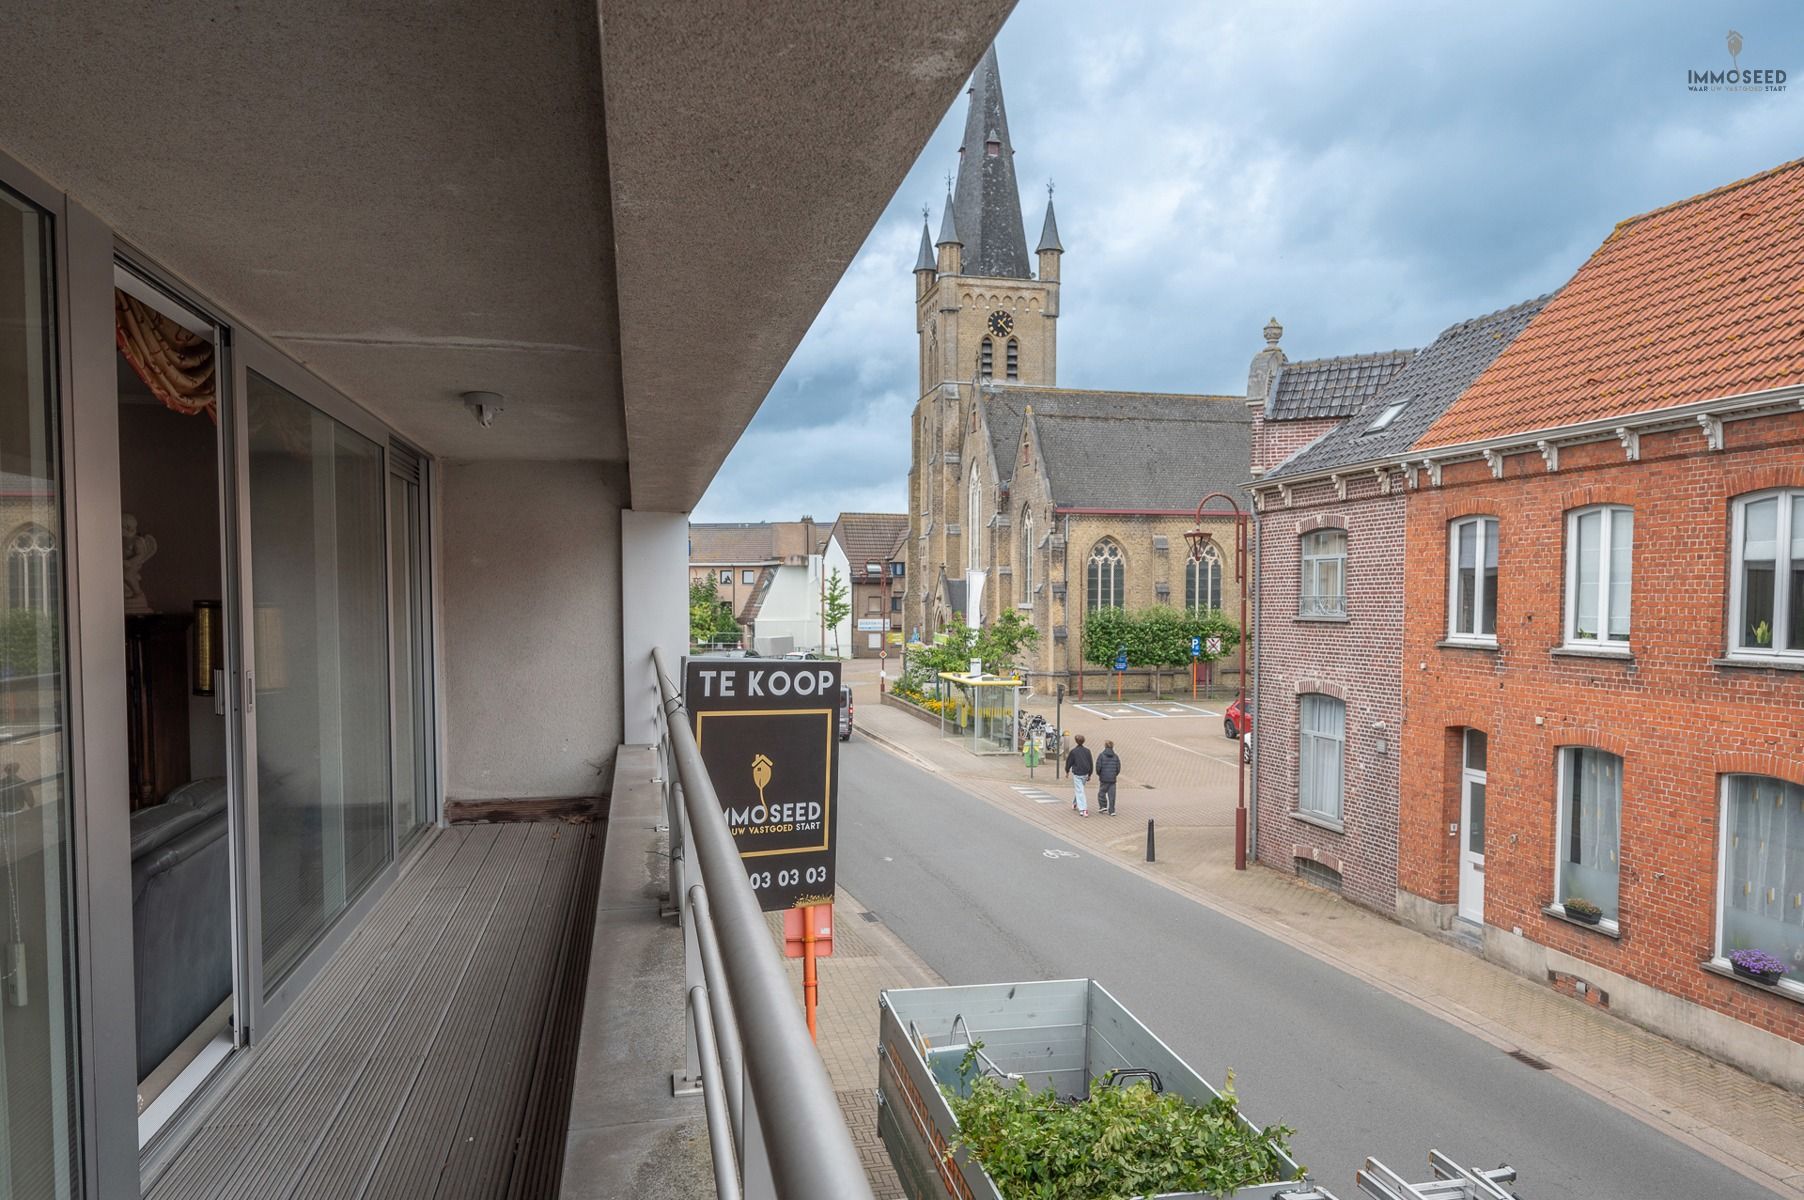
1288, 810, 1345, 834
1713, 654, 1804, 673
1436, 638, 1499, 652
1551, 644, 1633, 661
1295, 613, 1350, 624
1701, 959, 1804, 1004
1542, 905, 1621, 938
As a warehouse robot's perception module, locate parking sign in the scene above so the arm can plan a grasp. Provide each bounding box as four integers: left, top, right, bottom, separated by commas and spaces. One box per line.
1190, 635, 1201, 658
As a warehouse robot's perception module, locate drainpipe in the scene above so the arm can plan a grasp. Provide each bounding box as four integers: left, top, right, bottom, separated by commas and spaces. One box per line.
1248, 499, 1262, 864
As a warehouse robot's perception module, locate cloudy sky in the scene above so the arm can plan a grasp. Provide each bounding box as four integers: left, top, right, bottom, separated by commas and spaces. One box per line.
694, 1, 1801, 522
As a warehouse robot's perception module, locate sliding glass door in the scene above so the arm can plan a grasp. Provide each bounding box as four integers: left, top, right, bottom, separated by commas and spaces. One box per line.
388, 445, 433, 847
0, 181, 79, 1198
244, 368, 391, 992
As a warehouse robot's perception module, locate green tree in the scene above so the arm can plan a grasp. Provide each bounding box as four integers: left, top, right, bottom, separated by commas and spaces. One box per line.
897, 620, 979, 700
821, 568, 851, 658
689, 580, 720, 646
975, 610, 1040, 678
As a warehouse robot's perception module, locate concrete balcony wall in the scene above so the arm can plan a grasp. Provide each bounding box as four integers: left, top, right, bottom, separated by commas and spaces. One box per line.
440, 459, 625, 802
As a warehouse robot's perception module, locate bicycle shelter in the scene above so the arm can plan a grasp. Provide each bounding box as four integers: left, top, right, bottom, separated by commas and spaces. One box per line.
933, 671, 1024, 755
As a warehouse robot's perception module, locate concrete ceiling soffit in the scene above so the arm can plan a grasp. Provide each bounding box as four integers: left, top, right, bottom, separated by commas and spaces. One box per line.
600, 0, 1016, 511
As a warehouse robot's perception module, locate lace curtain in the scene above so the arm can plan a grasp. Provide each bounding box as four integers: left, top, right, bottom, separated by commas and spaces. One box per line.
1723, 775, 1804, 976
115, 290, 216, 422
1562, 748, 1621, 919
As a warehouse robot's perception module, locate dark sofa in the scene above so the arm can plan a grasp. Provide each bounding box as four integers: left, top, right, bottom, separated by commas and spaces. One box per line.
130, 778, 232, 1083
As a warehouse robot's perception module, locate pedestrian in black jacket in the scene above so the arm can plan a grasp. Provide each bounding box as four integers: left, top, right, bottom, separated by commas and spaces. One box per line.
1095, 740, 1122, 815
1065, 733, 1094, 816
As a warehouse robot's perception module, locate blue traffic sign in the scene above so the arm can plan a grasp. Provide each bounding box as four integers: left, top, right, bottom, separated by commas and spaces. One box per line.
1189, 635, 1202, 658
1114, 649, 1129, 671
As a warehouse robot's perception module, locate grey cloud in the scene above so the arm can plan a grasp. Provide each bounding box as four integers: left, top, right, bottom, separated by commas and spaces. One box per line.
696, 0, 1803, 521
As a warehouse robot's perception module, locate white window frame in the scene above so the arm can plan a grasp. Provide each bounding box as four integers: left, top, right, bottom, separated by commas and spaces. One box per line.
1554, 746, 1622, 930
1186, 541, 1222, 613
1563, 505, 1633, 651
1446, 516, 1499, 643
1713, 774, 1804, 997
1727, 489, 1803, 660
741, 569, 756, 585
1019, 507, 1034, 603
1297, 693, 1345, 821
1086, 540, 1124, 611
1299, 528, 1347, 618
967, 469, 982, 571
718, 569, 732, 585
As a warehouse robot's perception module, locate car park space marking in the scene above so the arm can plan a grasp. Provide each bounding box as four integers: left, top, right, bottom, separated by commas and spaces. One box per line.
1122, 703, 1169, 717
1151, 736, 1245, 768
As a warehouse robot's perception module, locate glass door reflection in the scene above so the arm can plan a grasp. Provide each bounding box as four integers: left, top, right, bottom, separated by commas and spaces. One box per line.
245, 369, 391, 990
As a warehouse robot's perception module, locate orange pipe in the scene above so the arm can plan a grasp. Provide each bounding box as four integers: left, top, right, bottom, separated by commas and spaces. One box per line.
803, 909, 819, 1041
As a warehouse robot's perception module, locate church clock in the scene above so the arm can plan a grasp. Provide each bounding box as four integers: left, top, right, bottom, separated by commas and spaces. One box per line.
987, 309, 1014, 338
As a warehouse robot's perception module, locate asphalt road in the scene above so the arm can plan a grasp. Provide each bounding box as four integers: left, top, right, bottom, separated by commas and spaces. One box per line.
836, 739, 1773, 1199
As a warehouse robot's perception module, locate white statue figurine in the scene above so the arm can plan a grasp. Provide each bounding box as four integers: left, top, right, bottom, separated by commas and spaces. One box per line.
122, 513, 157, 614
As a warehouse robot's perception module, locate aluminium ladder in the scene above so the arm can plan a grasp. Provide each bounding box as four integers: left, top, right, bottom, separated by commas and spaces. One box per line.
1282, 1151, 1519, 1200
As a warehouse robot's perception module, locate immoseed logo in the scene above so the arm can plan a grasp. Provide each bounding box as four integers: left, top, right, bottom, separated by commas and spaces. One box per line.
1689, 31, 1787, 93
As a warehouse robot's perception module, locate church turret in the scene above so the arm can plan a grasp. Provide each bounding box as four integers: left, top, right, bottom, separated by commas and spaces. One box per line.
914, 211, 937, 299
1035, 188, 1063, 283
935, 190, 963, 275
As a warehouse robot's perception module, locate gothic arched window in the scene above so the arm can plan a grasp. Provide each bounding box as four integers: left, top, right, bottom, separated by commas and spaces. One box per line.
1086, 539, 1124, 611
980, 337, 994, 379
1186, 541, 1223, 613
1020, 507, 1035, 601
967, 470, 982, 571
1006, 338, 1020, 381
7, 524, 57, 612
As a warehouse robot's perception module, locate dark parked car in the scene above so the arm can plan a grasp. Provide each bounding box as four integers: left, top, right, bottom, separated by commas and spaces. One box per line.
838, 685, 854, 740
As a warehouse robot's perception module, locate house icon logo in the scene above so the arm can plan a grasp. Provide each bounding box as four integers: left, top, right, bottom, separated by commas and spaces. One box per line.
1689, 31, 1786, 93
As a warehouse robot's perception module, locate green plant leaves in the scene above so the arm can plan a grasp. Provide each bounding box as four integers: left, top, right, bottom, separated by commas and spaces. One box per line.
1082, 607, 1240, 669
946, 1073, 1295, 1199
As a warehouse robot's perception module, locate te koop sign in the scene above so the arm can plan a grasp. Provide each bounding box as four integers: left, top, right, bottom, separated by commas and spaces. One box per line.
684, 659, 842, 911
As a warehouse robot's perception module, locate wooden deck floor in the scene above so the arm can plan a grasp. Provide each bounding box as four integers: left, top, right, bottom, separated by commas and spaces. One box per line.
149, 821, 603, 1200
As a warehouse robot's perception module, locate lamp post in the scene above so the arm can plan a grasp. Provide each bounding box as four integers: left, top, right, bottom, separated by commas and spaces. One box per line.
1186, 493, 1249, 871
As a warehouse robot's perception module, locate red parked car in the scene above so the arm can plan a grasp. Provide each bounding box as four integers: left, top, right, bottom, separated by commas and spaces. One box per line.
1223, 696, 1251, 741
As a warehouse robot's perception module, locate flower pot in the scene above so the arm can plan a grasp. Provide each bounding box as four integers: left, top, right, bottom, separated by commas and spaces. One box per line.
1731, 962, 1784, 986
1563, 906, 1601, 926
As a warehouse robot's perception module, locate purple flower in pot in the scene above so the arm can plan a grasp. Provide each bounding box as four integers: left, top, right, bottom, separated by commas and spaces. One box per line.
1727, 949, 1789, 984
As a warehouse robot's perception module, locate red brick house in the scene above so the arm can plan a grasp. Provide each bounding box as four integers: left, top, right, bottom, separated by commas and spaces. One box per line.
1399, 159, 1804, 1088
1249, 299, 1546, 913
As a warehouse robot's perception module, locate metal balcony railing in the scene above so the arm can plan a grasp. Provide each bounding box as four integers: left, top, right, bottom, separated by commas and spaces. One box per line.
651, 647, 875, 1200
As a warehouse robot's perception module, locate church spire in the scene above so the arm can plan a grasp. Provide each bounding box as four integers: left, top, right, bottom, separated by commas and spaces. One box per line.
952, 44, 1031, 279
914, 209, 937, 273
935, 186, 961, 247
1035, 185, 1063, 254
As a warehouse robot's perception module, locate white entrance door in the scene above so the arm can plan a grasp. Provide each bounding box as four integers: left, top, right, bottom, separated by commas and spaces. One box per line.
1458, 729, 1487, 923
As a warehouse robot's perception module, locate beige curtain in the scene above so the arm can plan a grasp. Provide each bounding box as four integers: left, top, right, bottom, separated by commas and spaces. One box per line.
115, 290, 216, 421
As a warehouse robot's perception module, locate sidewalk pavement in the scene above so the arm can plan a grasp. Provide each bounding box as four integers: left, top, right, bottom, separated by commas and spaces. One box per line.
768, 886, 943, 1198
839, 659, 1804, 1196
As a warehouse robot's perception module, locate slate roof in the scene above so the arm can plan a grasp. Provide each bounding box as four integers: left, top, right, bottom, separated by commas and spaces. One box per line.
949, 46, 1031, 279
829, 513, 908, 569
1268, 295, 1553, 481
1421, 157, 1804, 448
1028, 400, 1250, 510
1268, 350, 1415, 420
689, 523, 775, 565
1036, 196, 1063, 254
914, 219, 937, 271
980, 387, 1239, 495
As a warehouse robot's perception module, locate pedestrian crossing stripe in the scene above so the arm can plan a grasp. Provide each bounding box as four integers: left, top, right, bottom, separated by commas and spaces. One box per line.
1010, 785, 1061, 804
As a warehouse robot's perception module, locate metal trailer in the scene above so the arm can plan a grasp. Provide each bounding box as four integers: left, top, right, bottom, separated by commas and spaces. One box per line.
876, 979, 1308, 1199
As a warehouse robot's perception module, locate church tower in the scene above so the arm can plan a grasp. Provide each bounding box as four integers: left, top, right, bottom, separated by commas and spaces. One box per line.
915, 45, 1061, 395
907, 45, 1062, 636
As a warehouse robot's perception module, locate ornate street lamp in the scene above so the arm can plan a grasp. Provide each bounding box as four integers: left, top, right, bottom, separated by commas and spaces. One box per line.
1190, 493, 1250, 871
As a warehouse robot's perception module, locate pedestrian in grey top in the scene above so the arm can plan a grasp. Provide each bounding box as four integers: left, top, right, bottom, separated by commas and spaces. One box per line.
1095, 740, 1121, 815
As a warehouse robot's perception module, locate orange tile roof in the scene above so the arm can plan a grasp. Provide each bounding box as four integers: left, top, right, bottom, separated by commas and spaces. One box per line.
1419, 157, 1804, 449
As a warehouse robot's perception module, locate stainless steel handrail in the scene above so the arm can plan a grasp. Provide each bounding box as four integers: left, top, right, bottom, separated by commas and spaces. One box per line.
653, 647, 876, 1200
688, 985, 742, 1200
